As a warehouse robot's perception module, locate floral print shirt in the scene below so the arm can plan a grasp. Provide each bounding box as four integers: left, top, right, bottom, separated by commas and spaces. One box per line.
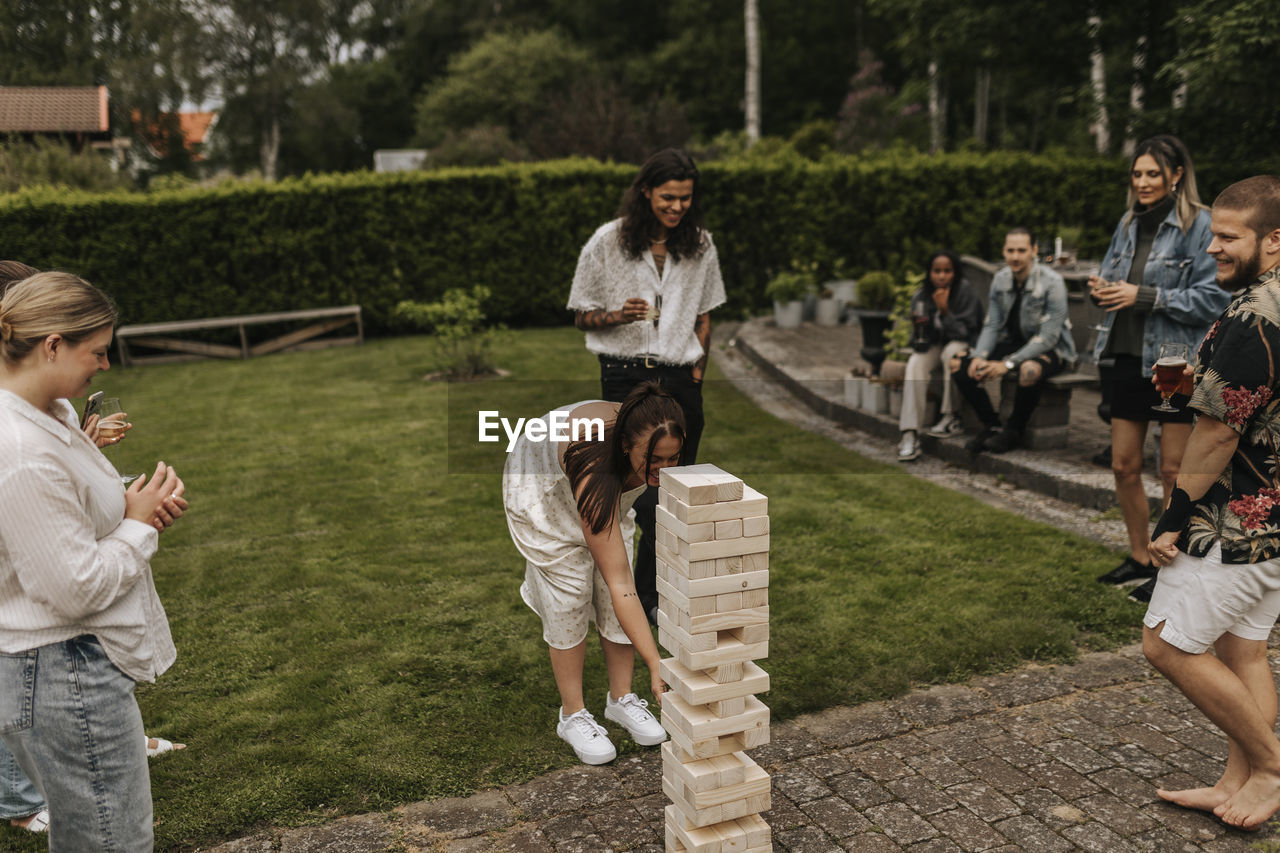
1183, 267, 1280, 563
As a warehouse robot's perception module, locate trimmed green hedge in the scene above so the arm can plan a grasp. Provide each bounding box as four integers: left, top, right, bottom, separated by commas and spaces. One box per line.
0, 153, 1244, 331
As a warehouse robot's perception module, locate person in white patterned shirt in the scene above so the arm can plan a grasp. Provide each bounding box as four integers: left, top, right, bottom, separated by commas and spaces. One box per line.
0, 271, 187, 849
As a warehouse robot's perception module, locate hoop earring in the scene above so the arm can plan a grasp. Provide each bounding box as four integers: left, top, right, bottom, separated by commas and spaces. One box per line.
1172, 182, 1180, 194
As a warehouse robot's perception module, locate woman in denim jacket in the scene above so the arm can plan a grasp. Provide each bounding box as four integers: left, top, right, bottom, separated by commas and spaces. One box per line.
952, 228, 1077, 454
1089, 136, 1228, 598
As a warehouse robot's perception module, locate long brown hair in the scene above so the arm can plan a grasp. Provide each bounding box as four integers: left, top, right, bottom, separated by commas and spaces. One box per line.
1123, 135, 1205, 233
616, 148, 708, 262
564, 381, 686, 534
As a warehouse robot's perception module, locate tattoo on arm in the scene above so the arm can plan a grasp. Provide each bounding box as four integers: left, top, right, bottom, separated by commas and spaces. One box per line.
575, 309, 616, 330
693, 313, 711, 378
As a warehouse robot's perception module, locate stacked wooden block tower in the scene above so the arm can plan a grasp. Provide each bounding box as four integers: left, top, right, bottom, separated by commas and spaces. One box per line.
655, 463, 772, 853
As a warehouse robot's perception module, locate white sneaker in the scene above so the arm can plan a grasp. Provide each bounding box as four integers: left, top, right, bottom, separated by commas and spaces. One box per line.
557, 708, 617, 764
605, 692, 667, 746
927, 413, 963, 437
897, 431, 920, 461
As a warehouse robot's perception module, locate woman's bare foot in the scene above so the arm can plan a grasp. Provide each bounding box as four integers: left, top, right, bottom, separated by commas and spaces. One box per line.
1215, 770, 1280, 829
1157, 785, 1236, 812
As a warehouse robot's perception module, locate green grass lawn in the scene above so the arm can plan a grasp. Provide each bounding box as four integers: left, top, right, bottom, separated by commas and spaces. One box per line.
3, 327, 1140, 850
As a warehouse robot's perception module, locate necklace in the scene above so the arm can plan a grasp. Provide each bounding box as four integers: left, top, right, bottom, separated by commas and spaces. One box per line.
650, 236, 667, 245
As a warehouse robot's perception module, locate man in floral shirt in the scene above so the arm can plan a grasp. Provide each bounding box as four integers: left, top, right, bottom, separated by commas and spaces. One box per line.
1144, 176, 1280, 829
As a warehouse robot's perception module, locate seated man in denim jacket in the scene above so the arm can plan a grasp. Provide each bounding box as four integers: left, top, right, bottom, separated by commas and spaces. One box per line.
952, 227, 1077, 453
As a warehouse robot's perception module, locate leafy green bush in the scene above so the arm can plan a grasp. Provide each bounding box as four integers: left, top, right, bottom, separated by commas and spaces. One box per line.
764, 270, 813, 303
394, 285, 504, 378
856, 270, 896, 311
0, 136, 134, 193
4, 150, 1246, 333
886, 270, 925, 356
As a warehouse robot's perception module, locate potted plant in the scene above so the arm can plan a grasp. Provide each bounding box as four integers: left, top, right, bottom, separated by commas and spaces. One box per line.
765, 270, 811, 329
853, 270, 896, 374
814, 284, 842, 326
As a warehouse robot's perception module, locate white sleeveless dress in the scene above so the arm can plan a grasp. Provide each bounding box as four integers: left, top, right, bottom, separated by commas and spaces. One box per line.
502, 401, 645, 649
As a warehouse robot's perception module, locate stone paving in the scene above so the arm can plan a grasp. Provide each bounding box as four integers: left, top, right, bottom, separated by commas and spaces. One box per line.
202, 320, 1280, 853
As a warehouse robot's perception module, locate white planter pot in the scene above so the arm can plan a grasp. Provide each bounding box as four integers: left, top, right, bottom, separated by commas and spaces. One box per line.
773, 300, 803, 329
845, 375, 867, 408
828, 279, 857, 308
888, 385, 903, 418
862, 379, 889, 413
814, 298, 841, 326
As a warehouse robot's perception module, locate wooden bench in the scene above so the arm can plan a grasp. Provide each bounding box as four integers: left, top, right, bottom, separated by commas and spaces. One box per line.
115, 305, 363, 367
951, 369, 1094, 449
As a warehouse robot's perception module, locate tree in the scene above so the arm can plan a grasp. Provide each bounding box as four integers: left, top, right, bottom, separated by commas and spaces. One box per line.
744, 0, 760, 144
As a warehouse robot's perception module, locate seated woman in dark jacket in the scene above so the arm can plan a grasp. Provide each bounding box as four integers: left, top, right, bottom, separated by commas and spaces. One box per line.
898, 250, 983, 461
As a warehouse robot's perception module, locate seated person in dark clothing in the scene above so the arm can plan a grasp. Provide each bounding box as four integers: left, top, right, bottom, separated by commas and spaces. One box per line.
952, 227, 1077, 454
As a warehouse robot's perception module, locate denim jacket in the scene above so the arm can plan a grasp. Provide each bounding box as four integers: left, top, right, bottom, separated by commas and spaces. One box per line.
1091, 206, 1227, 372
974, 261, 1076, 366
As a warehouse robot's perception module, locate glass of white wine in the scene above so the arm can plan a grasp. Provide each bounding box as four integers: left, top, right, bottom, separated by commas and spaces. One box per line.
98, 398, 140, 484
639, 293, 662, 364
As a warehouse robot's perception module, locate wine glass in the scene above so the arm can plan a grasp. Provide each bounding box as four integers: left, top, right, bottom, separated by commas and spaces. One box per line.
1152, 343, 1191, 413
98, 398, 140, 484
639, 293, 662, 364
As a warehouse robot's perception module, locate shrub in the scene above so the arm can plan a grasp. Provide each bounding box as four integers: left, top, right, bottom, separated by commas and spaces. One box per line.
856, 271, 896, 312
764, 270, 813, 303
394, 285, 503, 378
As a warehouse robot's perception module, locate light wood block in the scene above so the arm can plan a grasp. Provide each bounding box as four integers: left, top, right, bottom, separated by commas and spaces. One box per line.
658, 542, 717, 580
663, 779, 771, 829
681, 534, 770, 563
742, 515, 769, 537
709, 662, 745, 684
679, 463, 746, 502
658, 610, 717, 654
742, 588, 768, 608
657, 576, 719, 622
660, 468, 720, 506
676, 632, 768, 671
741, 552, 769, 572
657, 504, 716, 543
666, 485, 768, 525
711, 696, 747, 718
660, 545, 721, 578
665, 817, 772, 853
689, 606, 769, 636
716, 592, 742, 612
661, 659, 769, 705
662, 692, 770, 742
728, 624, 770, 645
665, 722, 772, 761
716, 556, 743, 575
667, 568, 768, 599
665, 755, 769, 813
714, 518, 743, 540
662, 743, 751, 793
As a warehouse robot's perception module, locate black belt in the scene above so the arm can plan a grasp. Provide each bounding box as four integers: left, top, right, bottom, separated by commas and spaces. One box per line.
598, 354, 690, 370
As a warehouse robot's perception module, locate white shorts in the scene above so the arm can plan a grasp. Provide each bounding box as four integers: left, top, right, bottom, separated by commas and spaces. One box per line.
519, 556, 630, 650
1143, 541, 1280, 653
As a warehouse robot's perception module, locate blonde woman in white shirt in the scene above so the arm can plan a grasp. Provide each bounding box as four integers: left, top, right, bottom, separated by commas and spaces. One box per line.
0, 272, 187, 851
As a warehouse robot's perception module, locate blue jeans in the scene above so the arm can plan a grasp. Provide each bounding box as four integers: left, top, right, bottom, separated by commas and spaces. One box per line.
0, 636, 151, 851
0, 740, 44, 819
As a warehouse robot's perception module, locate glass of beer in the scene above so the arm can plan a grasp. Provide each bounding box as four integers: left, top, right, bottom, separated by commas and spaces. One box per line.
1153, 343, 1191, 413
98, 398, 140, 484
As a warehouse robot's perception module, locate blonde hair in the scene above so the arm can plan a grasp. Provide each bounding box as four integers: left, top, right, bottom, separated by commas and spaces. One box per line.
1123, 135, 1206, 233
0, 271, 116, 365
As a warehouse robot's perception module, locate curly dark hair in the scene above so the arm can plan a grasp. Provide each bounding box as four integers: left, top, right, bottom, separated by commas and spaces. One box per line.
616, 148, 707, 262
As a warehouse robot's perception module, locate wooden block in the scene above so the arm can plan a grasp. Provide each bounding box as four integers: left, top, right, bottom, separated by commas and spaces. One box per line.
667, 485, 768, 525
716, 556, 743, 575
662, 742, 751, 792
741, 588, 768, 609
657, 503, 715, 543
742, 515, 769, 537
661, 659, 768, 705
711, 696, 746, 718
662, 692, 770, 742
681, 534, 770, 563
666, 725, 771, 761
729, 624, 770, 645
668, 568, 768, 600
665, 753, 769, 813
658, 541, 717, 580
709, 662, 745, 684
741, 552, 769, 572
677, 463, 745, 502
657, 575, 718, 620
680, 627, 768, 666
715, 592, 742, 612
660, 468, 719, 506
665, 811, 772, 853
714, 518, 743, 540
690, 606, 769, 636
664, 781, 771, 830
658, 609, 717, 654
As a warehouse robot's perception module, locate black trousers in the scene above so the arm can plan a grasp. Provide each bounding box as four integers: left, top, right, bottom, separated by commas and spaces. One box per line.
952, 348, 1065, 434
600, 359, 705, 616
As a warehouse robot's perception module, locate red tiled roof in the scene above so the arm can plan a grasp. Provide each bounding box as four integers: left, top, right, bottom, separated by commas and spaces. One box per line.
132, 110, 218, 160
0, 86, 110, 133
